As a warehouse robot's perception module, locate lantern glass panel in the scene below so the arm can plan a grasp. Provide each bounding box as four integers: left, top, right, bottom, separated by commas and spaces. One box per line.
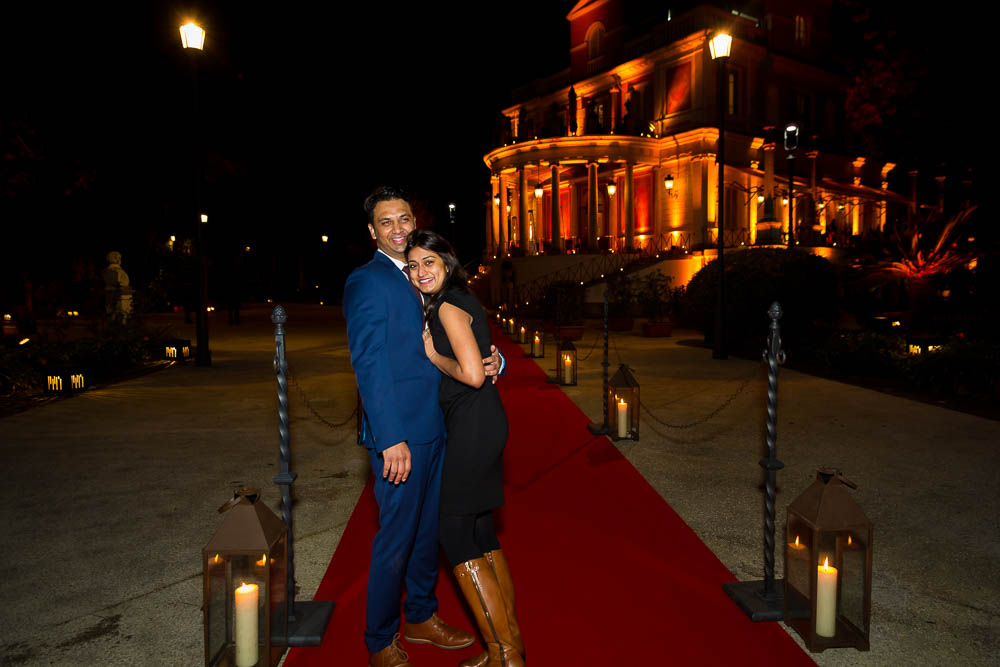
531, 330, 544, 358
784, 518, 814, 612
558, 341, 577, 386
205, 554, 227, 666
607, 365, 639, 440
836, 527, 870, 638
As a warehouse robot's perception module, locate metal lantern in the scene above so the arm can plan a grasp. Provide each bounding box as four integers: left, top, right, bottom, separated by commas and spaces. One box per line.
607, 364, 639, 440
518, 324, 528, 344
165, 339, 192, 360
203, 488, 289, 667
784, 469, 872, 652
43, 366, 87, 394
556, 339, 577, 386
529, 329, 545, 358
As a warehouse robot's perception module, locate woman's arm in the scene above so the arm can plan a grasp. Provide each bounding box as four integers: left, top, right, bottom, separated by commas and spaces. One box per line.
424, 302, 486, 388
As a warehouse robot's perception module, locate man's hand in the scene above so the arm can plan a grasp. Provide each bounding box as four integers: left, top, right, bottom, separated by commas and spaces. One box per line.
381, 441, 411, 485
482, 344, 502, 385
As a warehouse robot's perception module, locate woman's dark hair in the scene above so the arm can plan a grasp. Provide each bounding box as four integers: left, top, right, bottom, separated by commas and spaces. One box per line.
405, 229, 468, 324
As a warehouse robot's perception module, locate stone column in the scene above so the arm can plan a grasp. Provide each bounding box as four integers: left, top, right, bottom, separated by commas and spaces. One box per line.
570, 181, 581, 248
587, 162, 598, 250
608, 178, 618, 250
490, 175, 500, 256
624, 162, 635, 250
610, 85, 621, 131
519, 167, 530, 254
498, 173, 508, 253
652, 165, 663, 241
551, 165, 562, 251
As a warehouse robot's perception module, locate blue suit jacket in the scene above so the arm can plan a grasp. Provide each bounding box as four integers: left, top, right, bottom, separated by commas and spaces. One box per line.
343, 251, 445, 453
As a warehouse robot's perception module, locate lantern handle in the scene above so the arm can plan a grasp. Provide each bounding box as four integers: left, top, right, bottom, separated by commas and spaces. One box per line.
217, 487, 260, 513
817, 467, 857, 489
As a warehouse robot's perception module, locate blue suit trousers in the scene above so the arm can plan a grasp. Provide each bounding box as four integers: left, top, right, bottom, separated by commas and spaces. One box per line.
364, 434, 445, 654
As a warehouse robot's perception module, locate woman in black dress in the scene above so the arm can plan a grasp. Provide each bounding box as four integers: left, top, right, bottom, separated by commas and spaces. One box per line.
405, 230, 524, 667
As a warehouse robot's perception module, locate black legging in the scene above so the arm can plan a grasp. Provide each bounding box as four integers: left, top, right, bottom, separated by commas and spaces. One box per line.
439, 511, 501, 568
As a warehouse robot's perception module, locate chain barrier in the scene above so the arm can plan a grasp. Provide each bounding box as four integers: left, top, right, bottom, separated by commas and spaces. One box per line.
287, 364, 357, 429
607, 331, 759, 430
575, 331, 604, 361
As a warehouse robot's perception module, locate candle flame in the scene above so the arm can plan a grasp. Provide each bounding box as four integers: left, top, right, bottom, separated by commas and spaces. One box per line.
256, 554, 267, 567
822, 557, 830, 569
618, 397, 626, 406
211, 554, 221, 564
847, 535, 852, 546
795, 536, 800, 547
236, 582, 257, 594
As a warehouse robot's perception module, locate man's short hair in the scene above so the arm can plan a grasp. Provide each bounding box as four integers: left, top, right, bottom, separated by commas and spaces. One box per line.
364, 186, 412, 225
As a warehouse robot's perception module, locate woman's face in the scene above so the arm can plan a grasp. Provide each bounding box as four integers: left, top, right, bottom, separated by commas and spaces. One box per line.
407, 247, 448, 295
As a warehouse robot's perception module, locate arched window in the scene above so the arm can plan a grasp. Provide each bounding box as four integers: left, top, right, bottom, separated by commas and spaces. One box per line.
794, 16, 809, 46
586, 22, 605, 60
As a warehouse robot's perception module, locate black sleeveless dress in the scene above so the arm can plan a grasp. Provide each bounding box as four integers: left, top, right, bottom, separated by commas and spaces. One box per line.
430, 287, 508, 516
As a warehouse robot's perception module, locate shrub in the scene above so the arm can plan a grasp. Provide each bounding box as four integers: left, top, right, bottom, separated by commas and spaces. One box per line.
681, 249, 839, 356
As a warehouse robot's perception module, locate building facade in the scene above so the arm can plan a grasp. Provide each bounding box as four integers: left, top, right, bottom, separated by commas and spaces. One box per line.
483, 0, 908, 260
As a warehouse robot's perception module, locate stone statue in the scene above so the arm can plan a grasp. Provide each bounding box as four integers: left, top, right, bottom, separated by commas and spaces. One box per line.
103, 251, 133, 321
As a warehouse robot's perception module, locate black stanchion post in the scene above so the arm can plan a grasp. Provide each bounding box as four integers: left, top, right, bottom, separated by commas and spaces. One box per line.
721, 301, 786, 621
588, 289, 611, 435
271, 305, 335, 645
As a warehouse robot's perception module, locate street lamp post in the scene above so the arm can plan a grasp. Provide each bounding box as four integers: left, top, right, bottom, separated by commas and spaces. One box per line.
448, 202, 456, 246
785, 123, 799, 246
710, 31, 731, 360
180, 22, 210, 366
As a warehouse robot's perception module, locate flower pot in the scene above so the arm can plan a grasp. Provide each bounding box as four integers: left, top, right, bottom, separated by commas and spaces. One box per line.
641, 321, 673, 338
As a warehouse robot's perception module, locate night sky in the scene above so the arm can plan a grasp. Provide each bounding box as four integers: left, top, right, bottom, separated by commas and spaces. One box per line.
1, 1, 986, 307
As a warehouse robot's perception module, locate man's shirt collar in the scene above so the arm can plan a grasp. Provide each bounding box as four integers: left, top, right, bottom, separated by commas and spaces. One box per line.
377, 248, 407, 272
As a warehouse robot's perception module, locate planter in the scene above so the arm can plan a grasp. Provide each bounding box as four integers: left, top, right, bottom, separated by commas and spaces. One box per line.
642, 321, 673, 338
558, 324, 585, 341
609, 317, 634, 332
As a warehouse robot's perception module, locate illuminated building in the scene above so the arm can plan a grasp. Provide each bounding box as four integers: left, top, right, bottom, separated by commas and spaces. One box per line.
483, 1, 908, 259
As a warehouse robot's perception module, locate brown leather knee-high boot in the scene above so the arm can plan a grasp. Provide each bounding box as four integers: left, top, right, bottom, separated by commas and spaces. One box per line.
454, 558, 524, 667
485, 549, 523, 657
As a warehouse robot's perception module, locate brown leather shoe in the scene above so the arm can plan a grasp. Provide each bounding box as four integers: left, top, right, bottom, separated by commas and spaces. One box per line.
369, 633, 413, 667
403, 612, 475, 650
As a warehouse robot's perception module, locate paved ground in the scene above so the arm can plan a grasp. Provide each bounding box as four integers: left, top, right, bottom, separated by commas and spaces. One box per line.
1, 303, 997, 666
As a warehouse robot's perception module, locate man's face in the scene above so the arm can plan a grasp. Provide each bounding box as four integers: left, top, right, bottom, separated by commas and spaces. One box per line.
369, 199, 415, 260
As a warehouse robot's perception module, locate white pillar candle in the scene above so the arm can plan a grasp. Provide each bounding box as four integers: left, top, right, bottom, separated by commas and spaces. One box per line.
617, 398, 628, 438
563, 354, 572, 382
816, 558, 838, 638
234, 582, 259, 666
532, 334, 541, 357
519, 326, 526, 342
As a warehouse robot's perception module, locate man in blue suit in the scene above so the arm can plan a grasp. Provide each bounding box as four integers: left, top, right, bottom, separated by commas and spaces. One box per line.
344, 186, 501, 667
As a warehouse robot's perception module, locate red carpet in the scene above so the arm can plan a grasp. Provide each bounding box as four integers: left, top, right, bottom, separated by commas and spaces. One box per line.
285, 327, 815, 666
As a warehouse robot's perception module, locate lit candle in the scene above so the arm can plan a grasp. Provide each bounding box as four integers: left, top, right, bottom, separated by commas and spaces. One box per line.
616, 397, 628, 438
789, 535, 806, 551
532, 334, 541, 357
234, 582, 259, 666
816, 557, 838, 638
256, 553, 267, 568
520, 326, 526, 342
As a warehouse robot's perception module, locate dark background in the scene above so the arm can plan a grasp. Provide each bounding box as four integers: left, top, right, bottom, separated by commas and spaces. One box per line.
0, 1, 985, 310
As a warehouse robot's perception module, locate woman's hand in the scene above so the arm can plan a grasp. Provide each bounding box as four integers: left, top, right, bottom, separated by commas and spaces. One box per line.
422, 329, 436, 360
